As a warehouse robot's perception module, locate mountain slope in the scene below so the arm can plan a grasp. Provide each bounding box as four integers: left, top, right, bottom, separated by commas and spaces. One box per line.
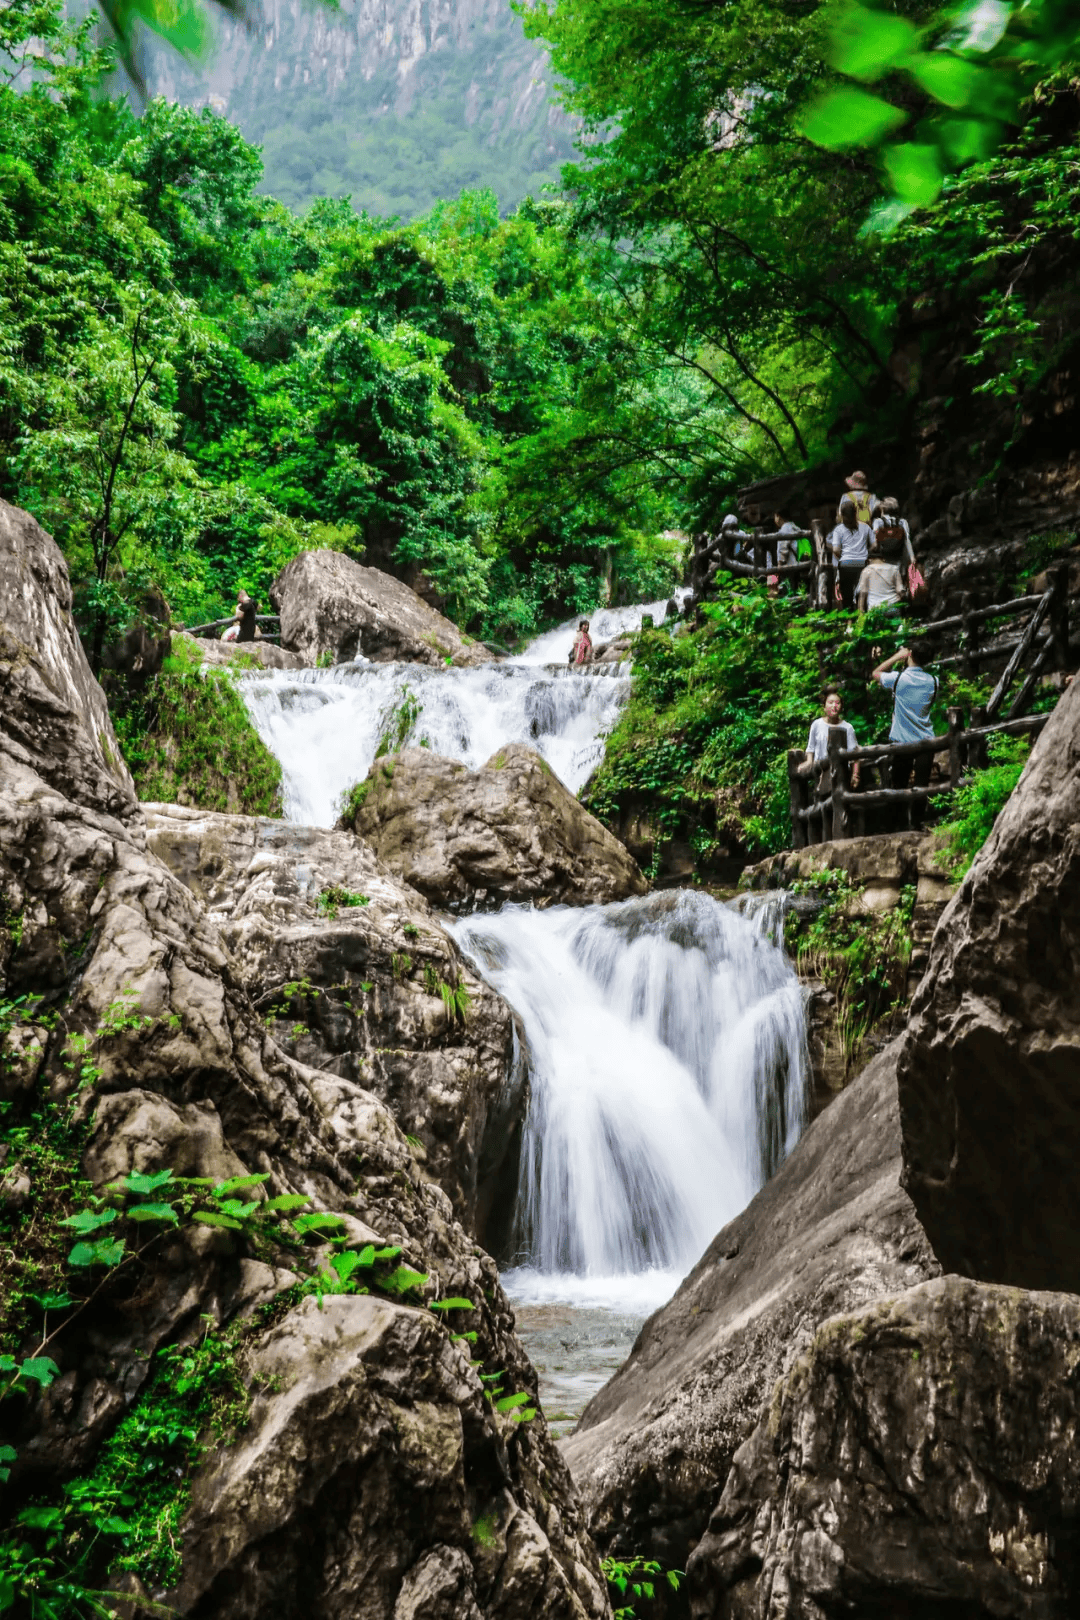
137, 0, 577, 215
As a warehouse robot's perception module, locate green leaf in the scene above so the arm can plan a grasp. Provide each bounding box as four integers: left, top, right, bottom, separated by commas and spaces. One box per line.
429, 1297, 474, 1311
829, 5, 919, 80
380, 1265, 428, 1294
371, 1245, 402, 1261
122, 1169, 175, 1195
261, 1195, 312, 1213
0, 1573, 17, 1610
937, 115, 1002, 164
293, 1212, 347, 1234
60, 1207, 117, 1233
494, 1390, 532, 1412
191, 1211, 243, 1230
15, 1358, 60, 1388
32, 1292, 74, 1311
126, 1202, 180, 1224
906, 52, 984, 110
68, 1237, 126, 1268
883, 142, 944, 206
19, 1504, 63, 1530
213, 1172, 270, 1196
214, 1199, 259, 1219
798, 87, 908, 151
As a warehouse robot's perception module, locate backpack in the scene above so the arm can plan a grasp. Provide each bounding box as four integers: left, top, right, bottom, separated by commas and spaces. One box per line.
844, 488, 874, 524
875, 522, 906, 560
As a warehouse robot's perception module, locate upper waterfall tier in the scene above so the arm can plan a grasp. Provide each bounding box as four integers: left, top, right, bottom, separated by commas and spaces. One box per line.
240, 659, 631, 826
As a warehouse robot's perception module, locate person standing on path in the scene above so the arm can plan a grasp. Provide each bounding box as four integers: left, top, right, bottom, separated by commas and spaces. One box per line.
805, 689, 861, 787
828, 498, 873, 608
872, 640, 938, 824
838, 470, 877, 525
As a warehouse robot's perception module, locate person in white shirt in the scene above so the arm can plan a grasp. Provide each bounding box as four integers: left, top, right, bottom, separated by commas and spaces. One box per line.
805, 690, 860, 785
856, 557, 904, 612
828, 499, 873, 608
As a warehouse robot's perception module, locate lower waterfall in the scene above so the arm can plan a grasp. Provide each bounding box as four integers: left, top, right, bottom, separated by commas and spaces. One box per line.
453, 892, 806, 1309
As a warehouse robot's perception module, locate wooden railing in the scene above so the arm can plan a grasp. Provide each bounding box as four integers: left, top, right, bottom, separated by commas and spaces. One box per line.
787, 709, 1050, 846
182, 614, 282, 645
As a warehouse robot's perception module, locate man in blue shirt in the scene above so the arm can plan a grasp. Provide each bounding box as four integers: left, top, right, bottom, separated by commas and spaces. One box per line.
872, 640, 938, 825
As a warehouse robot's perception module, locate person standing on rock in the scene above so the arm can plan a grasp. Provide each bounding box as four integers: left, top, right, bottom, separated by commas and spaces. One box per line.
872, 640, 938, 825
828, 499, 873, 609
571, 619, 593, 666
222, 590, 260, 644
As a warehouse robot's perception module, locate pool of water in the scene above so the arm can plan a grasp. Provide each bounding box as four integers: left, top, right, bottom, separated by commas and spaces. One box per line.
510, 1300, 651, 1439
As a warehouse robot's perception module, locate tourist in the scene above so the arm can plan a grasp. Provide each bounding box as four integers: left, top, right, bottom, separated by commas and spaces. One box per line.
838, 470, 877, 525
872, 496, 916, 567
571, 619, 593, 666
773, 509, 803, 594
872, 640, 938, 824
828, 498, 873, 608
856, 552, 905, 613
805, 689, 860, 786
221, 589, 260, 643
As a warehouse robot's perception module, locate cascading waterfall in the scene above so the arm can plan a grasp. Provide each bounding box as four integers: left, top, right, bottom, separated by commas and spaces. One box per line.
240, 601, 808, 1322
240, 659, 631, 825
452, 892, 807, 1307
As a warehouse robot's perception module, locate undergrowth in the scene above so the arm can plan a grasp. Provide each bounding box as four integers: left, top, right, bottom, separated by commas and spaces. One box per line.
107, 641, 282, 817
933, 732, 1031, 877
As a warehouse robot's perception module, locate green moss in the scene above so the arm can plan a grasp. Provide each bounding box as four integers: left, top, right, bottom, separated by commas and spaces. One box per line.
337, 777, 371, 823
110, 670, 283, 817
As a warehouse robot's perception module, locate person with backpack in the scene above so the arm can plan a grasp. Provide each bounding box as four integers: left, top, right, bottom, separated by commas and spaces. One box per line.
837, 470, 877, 526
828, 498, 873, 608
872, 640, 938, 824
873, 496, 928, 605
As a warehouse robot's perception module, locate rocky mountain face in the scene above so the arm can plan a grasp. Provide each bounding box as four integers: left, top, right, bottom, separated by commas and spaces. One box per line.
565, 676, 1080, 1617
0, 498, 608, 1617
136, 0, 577, 215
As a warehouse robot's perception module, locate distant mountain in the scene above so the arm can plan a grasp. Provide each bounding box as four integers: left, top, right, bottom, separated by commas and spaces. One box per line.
136, 0, 577, 216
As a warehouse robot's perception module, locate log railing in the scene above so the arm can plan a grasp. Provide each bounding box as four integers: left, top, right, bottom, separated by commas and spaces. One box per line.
787, 709, 1050, 846
182, 613, 282, 645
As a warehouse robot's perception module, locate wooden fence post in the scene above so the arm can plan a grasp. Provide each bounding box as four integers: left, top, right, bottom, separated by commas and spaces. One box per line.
960, 592, 977, 679
1049, 562, 1070, 670
827, 725, 849, 841
788, 750, 808, 848
947, 707, 963, 791
970, 704, 989, 769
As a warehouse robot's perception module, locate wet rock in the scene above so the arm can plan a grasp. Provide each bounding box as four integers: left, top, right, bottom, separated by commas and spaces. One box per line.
563, 1047, 940, 1573
270, 549, 492, 669
897, 674, 1080, 1292
347, 744, 647, 912
689, 1275, 1080, 1619
142, 804, 527, 1238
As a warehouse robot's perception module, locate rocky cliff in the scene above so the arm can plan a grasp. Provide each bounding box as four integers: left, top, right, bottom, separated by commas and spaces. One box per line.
566, 676, 1080, 1616
0, 498, 608, 1617
136, 0, 577, 216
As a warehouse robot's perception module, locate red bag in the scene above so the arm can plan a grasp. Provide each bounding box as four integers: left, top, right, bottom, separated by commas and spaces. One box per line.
907, 563, 929, 606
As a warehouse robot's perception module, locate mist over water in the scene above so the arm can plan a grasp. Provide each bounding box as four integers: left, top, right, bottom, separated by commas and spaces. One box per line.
452, 891, 807, 1311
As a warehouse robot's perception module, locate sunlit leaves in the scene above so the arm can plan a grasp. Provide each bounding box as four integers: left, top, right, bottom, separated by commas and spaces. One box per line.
798, 87, 908, 150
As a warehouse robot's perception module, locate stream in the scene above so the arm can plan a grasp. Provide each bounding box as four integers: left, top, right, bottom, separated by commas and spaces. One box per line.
239, 599, 808, 1436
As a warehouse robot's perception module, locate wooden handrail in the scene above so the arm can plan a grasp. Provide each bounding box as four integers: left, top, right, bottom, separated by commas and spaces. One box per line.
927, 593, 1045, 634
183, 614, 281, 637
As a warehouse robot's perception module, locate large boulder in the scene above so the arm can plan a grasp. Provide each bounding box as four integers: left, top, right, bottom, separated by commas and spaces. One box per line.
689, 1275, 1080, 1619
143, 804, 528, 1240
897, 675, 1080, 1291
346, 743, 648, 912
0, 505, 608, 1620
176, 629, 307, 672
562, 1048, 939, 1573
270, 549, 492, 668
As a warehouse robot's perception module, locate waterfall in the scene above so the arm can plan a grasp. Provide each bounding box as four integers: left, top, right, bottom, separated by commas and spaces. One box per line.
513, 589, 691, 666
240, 602, 809, 1316
452, 890, 807, 1308
240, 659, 630, 826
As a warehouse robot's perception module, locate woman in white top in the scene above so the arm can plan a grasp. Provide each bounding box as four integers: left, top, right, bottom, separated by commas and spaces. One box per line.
805, 691, 861, 785
828, 499, 873, 608
856, 558, 905, 612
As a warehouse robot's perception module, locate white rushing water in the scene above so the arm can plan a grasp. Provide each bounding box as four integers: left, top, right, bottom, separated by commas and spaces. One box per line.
240, 658, 630, 826
452, 890, 807, 1312
514, 589, 690, 666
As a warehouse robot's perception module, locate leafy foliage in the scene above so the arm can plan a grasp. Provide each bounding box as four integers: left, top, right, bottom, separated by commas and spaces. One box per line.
933, 729, 1030, 874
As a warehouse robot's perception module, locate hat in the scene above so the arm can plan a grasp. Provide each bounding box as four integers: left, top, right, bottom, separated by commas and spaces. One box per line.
845, 471, 869, 490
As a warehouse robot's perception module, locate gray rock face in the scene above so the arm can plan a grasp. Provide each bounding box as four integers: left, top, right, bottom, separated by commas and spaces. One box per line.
897, 675, 1080, 1291
176, 630, 308, 671
0, 506, 607, 1619
0, 498, 137, 819
689, 1275, 1080, 1619
142, 804, 527, 1238
563, 1049, 939, 1572
271, 550, 492, 669
349, 743, 647, 912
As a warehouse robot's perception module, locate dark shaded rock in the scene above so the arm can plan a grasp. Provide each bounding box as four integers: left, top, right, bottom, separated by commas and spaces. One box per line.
689, 1275, 1080, 1619
348, 743, 647, 912
897, 675, 1080, 1291
563, 1048, 939, 1573
270, 549, 492, 668
143, 804, 527, 1239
